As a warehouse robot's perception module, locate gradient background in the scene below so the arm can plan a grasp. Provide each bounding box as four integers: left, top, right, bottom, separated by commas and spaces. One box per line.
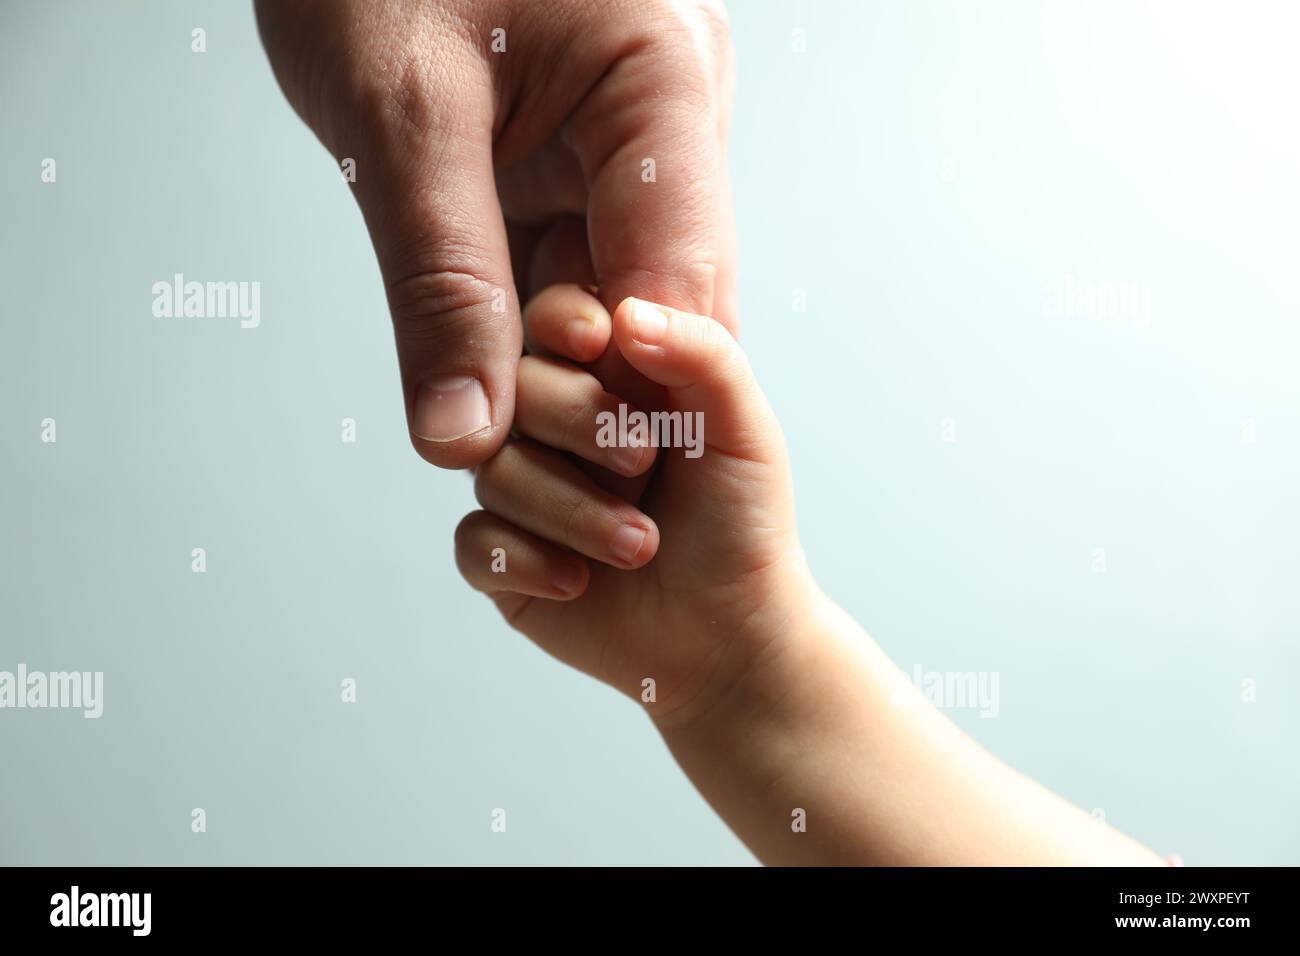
1, 0, 1296, 865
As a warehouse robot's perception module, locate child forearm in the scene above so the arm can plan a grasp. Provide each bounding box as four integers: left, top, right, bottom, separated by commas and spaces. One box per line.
460, 290, 1166, 866
654, 592, 1167, 867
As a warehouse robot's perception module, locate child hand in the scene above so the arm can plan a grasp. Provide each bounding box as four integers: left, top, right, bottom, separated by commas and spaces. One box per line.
454, 283, 815, 726
454, 284, 1168, 867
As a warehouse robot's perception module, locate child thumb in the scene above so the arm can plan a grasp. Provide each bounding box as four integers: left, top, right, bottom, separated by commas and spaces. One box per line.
611, 298, 784, 464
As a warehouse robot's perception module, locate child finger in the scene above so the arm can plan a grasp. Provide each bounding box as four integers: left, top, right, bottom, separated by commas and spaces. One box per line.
454, 509, 590, 600
474, 440, 659, 570
516, 355, 657, 477
522, 283, 612, 364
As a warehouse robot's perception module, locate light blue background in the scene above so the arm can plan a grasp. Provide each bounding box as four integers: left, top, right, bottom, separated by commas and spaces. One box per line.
1, 0, 1296, 865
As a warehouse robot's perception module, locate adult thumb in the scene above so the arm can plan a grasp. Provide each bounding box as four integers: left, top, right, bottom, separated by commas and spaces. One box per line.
347, 73, 519, 470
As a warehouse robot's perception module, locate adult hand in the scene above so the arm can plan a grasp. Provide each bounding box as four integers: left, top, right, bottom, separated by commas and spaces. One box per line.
255, 0, 736, 471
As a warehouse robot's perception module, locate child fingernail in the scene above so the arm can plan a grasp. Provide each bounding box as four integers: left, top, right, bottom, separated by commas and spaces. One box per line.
610, 525, 648, 565
413, 375, 491, 442
611, 443, 643, 475
628, 298, 668, 345
567, 318, 597, 357
552, 563, 585, 596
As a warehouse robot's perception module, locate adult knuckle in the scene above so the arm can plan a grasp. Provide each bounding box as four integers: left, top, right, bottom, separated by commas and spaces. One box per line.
386, 265, 504, 339
640, 0, 728, 90
692, 0, 733, 57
